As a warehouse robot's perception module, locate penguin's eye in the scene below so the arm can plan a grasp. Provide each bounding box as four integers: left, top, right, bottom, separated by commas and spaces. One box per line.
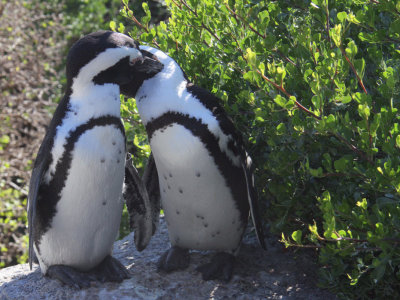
124, 41, 134, 48
129, 56, 144, 66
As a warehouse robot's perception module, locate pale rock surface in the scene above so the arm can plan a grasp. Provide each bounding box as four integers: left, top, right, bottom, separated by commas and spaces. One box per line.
0, 218, 337, 300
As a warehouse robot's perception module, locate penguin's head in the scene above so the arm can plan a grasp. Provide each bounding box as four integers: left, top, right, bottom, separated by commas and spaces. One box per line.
66, 30, 163, 96
119, 44, 164, 98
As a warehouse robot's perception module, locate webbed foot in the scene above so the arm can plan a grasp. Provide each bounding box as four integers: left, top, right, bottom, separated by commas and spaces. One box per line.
46, 255, 129, 289
92, 255, 130, 283
46, 265, 95, 289
196, 252, 235, 282
157, 246, 190, 272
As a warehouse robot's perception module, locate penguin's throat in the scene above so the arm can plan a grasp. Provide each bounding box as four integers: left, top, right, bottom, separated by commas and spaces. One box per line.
69, 84, 121, 121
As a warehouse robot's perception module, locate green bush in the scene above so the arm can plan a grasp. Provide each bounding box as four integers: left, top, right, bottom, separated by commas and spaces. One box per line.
119, 0, 400, 298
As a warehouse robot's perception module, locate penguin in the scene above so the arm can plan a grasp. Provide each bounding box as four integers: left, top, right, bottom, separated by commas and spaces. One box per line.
130, 46, 266, 282
27, 31, 163, 288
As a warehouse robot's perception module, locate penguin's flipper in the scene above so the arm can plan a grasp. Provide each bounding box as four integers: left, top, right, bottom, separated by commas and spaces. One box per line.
27, 132, 53, 270
242, 154, 267, 250
142, 152, 160, 235
124, 153, 153, 251
28, 159, 44, 269
184, 84, 267, 249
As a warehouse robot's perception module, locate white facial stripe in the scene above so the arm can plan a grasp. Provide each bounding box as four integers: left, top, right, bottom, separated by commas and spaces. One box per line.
139, 46, 178, 80
140, 46, 169, 62
71, 46, 141, 97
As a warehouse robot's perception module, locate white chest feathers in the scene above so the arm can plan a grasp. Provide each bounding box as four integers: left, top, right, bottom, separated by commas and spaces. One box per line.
150, 124, 244, 253
36, 125, 125, 273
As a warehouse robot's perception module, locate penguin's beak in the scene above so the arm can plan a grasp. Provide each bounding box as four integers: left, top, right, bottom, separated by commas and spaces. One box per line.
131, 55, 163, 75
119, 53, 163, 98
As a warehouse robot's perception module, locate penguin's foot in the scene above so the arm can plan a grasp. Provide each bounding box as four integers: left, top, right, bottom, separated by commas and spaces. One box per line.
157, 246, 190, 273
92, 255, 131, 283
47, 265, 96, 289
196, 252, 235, 282
47, 256, 130, 289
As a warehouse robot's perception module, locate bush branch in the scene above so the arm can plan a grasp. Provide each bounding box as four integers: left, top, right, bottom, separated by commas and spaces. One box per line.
123, 4, 160, 48
224, 3, 266, 39
129, 12, 148, 33
225, 2, 297, 68
332, 132, 373, 164
255, 70, 322, 120
178, 0, 221, 42
340, 46, 368, 94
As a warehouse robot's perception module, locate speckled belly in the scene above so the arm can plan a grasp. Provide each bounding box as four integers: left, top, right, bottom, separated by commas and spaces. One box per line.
150, 124, 244, 253
37, 125, 125, 272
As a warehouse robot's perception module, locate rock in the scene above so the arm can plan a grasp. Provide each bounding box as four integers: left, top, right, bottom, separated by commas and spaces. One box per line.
0, 218, 337, 300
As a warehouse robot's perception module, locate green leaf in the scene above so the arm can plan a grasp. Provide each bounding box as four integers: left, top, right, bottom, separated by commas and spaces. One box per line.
281, 233, 290, 248
354, 58, 365, 78
311, 95, 321, 109
345, 40, 357, 58
0, 135, 10, 145
347, 12, 360, 24
245, 48, 257, 66
285, 96, 296, 109
274, 94, 286, 108
389, 19, 400, 37
334, 156, 349, 172
339, 95, 352, 104
118, 22, 125, 33
356, 198, 367, 210
372, 260, 387, 283
243, 71, 256, 81
358, 104, 370, 119
309, 222, 319, 236
330, 24, 342, 47
109, 20, 116, 32
370, 113, 381, 134
276, 123, 286, 135
309, 167, 323, 177
277, 66, 286, 81
291, 230, 302, 244
337, 12, 347, 23
322, 153, 333, 172
258, 10, 270, 26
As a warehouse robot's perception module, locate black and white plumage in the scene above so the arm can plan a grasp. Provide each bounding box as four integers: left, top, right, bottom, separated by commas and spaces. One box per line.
28, 31, 163, 288
132, 46, 266, 281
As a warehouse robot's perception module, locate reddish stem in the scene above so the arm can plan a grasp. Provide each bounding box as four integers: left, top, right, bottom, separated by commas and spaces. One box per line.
340, 47, 368, 94
129, 12, 148, 33
333, 132, 373, 165
178, 0, 221, 42
255, 70, 322, 120
224, 3, 266, 39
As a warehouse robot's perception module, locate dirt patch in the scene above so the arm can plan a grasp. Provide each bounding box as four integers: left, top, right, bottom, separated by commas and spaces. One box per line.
0, 0, 64, 268
0, 0, 64, 184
